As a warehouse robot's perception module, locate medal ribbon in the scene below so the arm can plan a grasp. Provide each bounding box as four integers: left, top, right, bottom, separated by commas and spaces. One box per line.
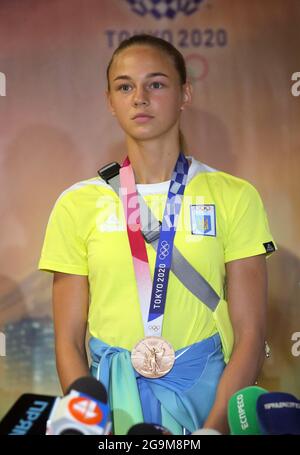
120, 153, 189, 338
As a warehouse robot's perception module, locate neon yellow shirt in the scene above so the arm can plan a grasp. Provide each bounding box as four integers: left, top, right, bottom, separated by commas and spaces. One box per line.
38, 157, 276, 361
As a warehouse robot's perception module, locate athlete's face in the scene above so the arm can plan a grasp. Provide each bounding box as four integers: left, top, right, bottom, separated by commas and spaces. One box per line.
107, 45, 192, 142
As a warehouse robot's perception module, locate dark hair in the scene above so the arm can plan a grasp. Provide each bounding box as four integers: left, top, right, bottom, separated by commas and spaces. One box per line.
106, 34, 187, 91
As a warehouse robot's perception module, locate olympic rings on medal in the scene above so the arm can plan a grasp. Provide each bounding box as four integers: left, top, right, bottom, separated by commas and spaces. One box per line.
148, 325, 160, 332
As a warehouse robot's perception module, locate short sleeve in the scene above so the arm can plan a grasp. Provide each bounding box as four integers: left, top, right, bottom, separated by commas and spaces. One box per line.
224, 182, 277, 263
38, 194, 88, 275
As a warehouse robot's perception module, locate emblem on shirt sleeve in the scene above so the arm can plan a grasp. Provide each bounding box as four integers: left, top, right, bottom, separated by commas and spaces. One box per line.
190, 204, 216, 237
263, 241, 276, 253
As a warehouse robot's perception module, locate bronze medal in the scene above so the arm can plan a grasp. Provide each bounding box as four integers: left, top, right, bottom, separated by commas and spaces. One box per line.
131, 336, 175, 378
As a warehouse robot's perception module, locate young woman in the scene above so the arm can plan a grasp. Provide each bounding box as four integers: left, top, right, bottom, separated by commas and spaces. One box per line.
38, 34, 277, 435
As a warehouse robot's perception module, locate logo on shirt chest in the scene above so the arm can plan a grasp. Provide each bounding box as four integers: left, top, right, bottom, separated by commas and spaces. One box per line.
190, 204, 216, 237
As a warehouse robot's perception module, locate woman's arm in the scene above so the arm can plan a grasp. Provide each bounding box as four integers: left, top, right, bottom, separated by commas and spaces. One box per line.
52, 272, 90, 394
203, 254, 268, 434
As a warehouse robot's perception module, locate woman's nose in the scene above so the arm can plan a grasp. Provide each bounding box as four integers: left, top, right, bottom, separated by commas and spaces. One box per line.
133, 87, 149, 107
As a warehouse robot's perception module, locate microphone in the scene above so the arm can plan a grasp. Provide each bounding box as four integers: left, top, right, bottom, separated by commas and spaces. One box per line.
0, 393, 57, 435
257, 392, 300, 435
191, 428, 221, 435
127, 423, 172, 435
0, 376, 111, 435
228, 385, 268, 435
47, 376, 111, 435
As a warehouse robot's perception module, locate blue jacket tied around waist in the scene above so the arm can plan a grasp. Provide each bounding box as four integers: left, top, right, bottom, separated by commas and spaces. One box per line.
89, 333, 225, 435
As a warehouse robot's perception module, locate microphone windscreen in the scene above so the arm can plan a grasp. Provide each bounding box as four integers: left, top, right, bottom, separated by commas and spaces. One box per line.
48, 377, 111, 435
127, 423, 172, 435
60, 428, 84, 435
0, 393, 57, 435
257, 392, 300, 435
66, 376, 108, 403
228, 386, 268, 435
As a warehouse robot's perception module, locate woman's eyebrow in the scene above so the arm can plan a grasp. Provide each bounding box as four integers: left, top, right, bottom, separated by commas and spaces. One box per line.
113, 75, 132, 82
113, 72, 169, 82
145, 72, 169, 78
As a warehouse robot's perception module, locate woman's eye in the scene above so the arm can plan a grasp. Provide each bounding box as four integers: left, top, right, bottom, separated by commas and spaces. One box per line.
150, 81, 163, 89
118, 84, 132, 92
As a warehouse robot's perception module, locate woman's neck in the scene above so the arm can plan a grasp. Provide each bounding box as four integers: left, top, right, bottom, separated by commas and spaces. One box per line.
126, 137, 182, 184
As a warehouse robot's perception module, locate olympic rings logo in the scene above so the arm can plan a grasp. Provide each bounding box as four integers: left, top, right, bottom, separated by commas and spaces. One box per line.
148, 326, 160, 332
159, 240, 170, 260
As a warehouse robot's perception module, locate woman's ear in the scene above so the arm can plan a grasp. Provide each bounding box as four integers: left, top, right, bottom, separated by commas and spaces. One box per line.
180, 81, 193, 111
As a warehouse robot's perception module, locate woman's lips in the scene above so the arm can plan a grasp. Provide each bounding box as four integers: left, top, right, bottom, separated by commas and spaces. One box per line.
132, 114, 154, 124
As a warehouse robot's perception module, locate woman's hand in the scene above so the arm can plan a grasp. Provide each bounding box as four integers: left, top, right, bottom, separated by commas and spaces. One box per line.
203, 254, 267, 434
